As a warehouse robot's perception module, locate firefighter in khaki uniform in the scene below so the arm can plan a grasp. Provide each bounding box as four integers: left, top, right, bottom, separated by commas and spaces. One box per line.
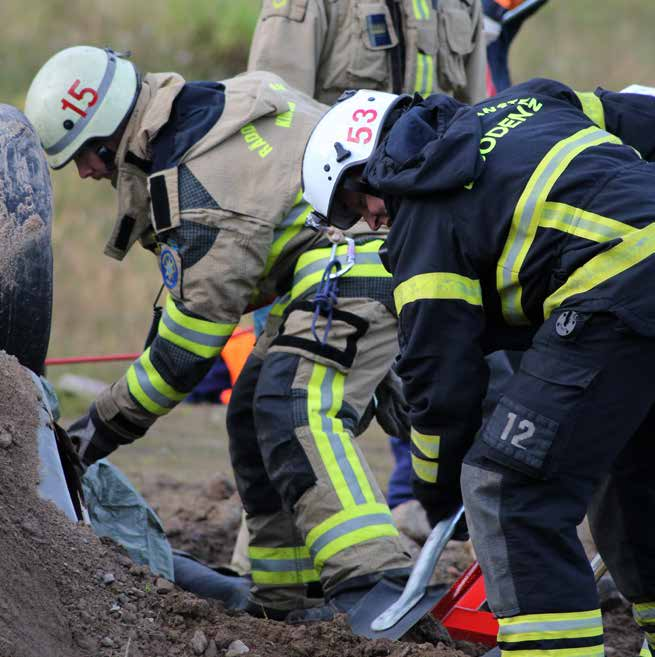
246, 0, 488, 561
25, 46, 412, 621
248, 0, 487, 105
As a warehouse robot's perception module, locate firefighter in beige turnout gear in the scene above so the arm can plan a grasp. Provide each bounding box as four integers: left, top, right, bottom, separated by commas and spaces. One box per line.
248, 0, 487, 105
25, 46, 412, 619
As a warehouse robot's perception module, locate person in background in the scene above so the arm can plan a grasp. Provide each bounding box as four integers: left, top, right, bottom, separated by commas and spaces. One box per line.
248, 0, 489, 545
249, 0, 487, 105
482, 0, 549, 95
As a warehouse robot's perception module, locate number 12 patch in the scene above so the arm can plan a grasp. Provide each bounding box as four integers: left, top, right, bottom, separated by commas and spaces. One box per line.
482, 395, 559, 477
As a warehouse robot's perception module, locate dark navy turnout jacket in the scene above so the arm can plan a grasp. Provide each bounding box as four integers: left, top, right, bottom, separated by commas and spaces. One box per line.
364, 78, 655, 505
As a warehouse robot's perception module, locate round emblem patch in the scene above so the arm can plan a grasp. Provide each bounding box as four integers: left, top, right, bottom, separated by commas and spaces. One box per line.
555, 310, 578, 337
160, 247, 179, 289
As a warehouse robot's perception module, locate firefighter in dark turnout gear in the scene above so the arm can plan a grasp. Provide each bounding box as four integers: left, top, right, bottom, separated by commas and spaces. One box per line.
302, 79, 655, 656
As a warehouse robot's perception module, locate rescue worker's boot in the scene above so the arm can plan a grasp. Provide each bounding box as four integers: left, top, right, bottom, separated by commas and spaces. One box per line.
284, 570, 411, 623
244, 571, 326, 621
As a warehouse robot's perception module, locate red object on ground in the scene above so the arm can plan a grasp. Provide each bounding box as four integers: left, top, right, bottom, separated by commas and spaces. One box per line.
433, 560, 498, 646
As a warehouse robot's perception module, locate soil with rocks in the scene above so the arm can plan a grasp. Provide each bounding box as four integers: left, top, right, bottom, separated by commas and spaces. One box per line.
0, 350, 480, 657
0, 348, 646, 656
137, 472, 645, 656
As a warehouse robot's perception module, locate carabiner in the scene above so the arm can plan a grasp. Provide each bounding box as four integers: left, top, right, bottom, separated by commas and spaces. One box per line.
328, 236, 356, 280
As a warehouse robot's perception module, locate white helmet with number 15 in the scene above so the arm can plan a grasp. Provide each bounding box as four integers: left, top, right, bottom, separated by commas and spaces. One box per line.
302, 89, 408, 229
25, 46, 139, 169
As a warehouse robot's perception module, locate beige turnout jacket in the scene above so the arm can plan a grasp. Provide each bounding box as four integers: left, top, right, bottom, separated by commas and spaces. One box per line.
95, 71, 341, 437
248, 0, 486, 105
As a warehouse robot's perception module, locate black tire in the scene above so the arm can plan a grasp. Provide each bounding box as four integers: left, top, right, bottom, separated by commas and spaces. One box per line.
0, 104, 53, 374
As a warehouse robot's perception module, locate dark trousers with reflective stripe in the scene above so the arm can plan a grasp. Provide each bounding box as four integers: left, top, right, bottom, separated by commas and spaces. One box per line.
461, 311, 655, 654
227, 296, 411, 609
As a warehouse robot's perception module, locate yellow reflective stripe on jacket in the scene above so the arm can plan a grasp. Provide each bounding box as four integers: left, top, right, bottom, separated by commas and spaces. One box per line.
497, 127, 622, 324
412, 0, 431, 20
249, 545, 319, 585
544, 222, 655, 319
394, 272, 483, 316
575, 91, 606, 130
307, 363, 376, 508
540, 202, 636, 243
263, 195, 313, 276
412, 453, 438, 483
159, 295, 235, 359
415, 53, 434, 96
411, 427, 440, 459
291, 240, 390, 302
126, 348, 187, 416
269, 291, 292, 317
305, 502, 398, 569
640, 639, 653, 657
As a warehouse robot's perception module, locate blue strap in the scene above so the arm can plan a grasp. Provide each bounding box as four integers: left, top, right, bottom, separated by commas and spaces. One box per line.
311, 258, 342, 345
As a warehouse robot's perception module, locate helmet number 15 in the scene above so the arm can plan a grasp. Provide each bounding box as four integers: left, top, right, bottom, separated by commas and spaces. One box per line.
61, 80, 99, 118
346, 108, 378, 144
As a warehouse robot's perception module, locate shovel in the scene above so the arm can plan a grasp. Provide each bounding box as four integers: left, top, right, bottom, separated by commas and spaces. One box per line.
347, 506, 465, 639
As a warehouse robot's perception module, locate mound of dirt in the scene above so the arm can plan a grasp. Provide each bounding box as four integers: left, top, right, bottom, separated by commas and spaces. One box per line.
1, 348, 645, 656
0, 349, 481, 657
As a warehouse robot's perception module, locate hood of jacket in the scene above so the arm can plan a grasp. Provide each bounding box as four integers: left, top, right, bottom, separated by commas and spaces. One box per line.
364, 94, 486, 197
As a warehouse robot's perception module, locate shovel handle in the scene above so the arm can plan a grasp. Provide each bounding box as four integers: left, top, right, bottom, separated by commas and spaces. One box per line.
371, 505, 465, 631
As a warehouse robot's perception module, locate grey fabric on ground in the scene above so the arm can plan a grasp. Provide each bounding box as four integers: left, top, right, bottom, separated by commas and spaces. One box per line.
82, 460, 174, 580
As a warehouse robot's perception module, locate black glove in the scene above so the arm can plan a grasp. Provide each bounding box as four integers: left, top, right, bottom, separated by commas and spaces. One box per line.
373, 368, 411, 442
68, 403, 122, 468
414, 484, 469, 541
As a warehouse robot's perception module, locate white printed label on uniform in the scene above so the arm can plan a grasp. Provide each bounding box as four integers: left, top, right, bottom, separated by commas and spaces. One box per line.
482, 395, 559, 477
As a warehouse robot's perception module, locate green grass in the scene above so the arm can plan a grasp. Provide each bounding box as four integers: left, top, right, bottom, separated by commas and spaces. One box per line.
1, 0, 260, 105
510, 1, 655, 90
9, 0, 655, 459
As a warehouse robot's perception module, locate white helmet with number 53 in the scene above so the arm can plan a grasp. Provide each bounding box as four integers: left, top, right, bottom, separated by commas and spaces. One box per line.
302, 89, 408, 229
25, 46, 139, 169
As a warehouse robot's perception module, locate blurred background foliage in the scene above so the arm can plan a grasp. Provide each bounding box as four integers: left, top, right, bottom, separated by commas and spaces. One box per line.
0, 0, 653, 391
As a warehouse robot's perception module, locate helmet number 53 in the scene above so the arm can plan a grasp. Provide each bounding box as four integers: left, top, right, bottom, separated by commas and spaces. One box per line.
346, 108, 378, 144
61, 79, 99, 118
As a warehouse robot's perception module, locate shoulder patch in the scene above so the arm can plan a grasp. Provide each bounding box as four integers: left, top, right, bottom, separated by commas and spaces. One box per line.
261, 0, 308, 22
159, 244, 182, 294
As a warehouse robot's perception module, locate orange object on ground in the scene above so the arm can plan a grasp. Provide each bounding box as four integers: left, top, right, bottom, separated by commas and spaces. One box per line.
219, 326, 256, 404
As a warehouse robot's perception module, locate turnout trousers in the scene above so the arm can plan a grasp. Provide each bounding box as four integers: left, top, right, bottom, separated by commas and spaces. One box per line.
462, 310, 655, 657
227, 289, 411, 611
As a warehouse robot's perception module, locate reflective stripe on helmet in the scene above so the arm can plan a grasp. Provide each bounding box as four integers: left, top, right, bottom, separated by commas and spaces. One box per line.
46, 51, 117, 158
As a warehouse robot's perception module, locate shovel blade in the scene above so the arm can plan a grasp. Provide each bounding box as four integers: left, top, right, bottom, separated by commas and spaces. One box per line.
347, 579, 448, 640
